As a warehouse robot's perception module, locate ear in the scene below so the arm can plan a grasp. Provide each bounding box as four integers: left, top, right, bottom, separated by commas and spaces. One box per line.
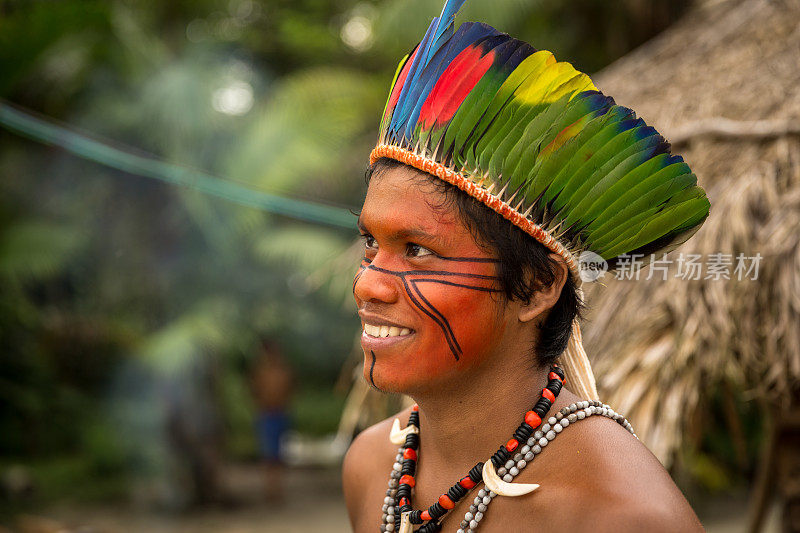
518, 254, 569, 323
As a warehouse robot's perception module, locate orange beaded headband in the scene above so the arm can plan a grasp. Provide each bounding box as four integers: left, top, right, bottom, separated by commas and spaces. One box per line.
369, 143, 581, 281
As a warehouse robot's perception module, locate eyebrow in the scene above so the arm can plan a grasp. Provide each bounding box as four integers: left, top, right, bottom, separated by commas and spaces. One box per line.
357, 217, 449, 247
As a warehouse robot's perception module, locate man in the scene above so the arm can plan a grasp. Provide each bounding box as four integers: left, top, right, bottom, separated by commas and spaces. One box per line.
343, 1, 710, 531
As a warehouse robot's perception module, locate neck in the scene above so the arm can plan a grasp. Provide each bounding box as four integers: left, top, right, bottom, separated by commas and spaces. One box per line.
408, 353, 577, 484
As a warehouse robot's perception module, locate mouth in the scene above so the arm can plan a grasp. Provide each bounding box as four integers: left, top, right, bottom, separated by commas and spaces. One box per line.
362, 322, 413, 338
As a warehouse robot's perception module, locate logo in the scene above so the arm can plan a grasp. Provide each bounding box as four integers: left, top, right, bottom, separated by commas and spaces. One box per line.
577, 251, 608, 283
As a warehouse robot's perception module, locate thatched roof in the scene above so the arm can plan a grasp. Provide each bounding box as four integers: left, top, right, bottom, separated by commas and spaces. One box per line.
586, 0, 800, 464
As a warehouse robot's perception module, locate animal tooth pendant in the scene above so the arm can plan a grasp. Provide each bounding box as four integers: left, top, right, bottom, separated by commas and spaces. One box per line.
398, 511, 413, 533
482, 460, 539, 497
390, 418, 419, 445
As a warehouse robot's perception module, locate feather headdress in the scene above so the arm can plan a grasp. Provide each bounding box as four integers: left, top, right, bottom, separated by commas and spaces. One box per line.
369, 0, 710, 400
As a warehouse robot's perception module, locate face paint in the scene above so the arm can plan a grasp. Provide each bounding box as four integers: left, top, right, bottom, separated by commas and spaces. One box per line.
353, 166, 516, 394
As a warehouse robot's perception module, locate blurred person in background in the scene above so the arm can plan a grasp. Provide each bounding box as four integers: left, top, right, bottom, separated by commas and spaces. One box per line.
163, 351, 229, 509
249, 338, 294, 503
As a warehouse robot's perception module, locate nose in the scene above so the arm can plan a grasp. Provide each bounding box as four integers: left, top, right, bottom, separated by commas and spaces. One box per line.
353, 264, 400, 305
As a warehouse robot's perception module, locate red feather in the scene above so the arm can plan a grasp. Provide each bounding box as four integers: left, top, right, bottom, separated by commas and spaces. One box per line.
419, 44, 495, 129
385, 48, 419, 119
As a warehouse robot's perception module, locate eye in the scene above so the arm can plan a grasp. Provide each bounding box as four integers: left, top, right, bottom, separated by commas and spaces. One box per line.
360, 233, 377, 250
406, 242, 434, 258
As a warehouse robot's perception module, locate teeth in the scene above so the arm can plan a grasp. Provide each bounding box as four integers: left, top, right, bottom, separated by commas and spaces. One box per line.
363, 323, 412, 338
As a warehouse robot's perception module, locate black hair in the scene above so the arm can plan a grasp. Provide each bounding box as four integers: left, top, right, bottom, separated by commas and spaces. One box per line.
365, 157, 583, 368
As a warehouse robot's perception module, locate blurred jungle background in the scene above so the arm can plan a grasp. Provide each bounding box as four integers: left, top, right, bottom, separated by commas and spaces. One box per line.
1, 0, 799, 531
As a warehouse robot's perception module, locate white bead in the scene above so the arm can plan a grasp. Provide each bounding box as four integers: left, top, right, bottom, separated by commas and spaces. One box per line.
524, 451, 534, 461
546, 430, 556, 440
475, 512, 484, 521
465, 512, 473, 521
497, 467, 507, 476
521, 445, 530, 454
534, 430, 543, 440
561, 419, 569, 427
541, 423, 550, 432
470, 520, 478, 529
517, 460, 526, 469
505, 460, 515, 469
548, 416, 557, 425
502, 473, 513, 482
393, 462, 402, 471
473, 496, 481, 505
478, 489, 486, 498
532, 444, 541, 454
577, 411, 585, 420
478, 503, 487, 512
483, 495, 491, 504
554, 423, 563, 433
539, 437, 548, 447
509, 466, 519, 476
384, 496, 392, 504
386, 515, 394, 523
385, 524, 394, 532
513, 452, 523, 462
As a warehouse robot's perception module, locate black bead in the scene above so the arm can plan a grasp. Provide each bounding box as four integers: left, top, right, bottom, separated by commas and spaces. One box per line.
514, 423, 533, 442
410, 510, 423, 524
408, 411, 420, 427
447, 483, 467, 501
468, 463, 483, 482
428, 502, 446, 520
491, 446, 510, 468
552, 366, 565, 380
399, 504, 412, 514
404, 433, 419, 449
418, 521, 442, 533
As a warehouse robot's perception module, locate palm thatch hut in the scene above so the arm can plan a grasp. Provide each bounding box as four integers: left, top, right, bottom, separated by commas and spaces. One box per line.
584, 0, 800, 528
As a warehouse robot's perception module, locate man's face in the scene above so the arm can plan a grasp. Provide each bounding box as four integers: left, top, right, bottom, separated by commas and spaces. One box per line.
353, 165, 517, 394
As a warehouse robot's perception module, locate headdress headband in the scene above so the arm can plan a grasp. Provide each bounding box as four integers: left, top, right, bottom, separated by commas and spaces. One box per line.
370, 0, 710, 399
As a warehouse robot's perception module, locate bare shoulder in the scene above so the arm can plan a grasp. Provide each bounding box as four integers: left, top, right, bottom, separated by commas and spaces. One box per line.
486, 407, 703, 532
536, 412, 704, 531
342, 406, 414, 531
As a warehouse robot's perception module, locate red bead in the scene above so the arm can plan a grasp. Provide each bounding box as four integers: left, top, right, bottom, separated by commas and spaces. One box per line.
549, 371, 563, 383
421, 510, 432, 521
542, 388, 556, 402
505, 438, 519, 452
525, 410, 542, 427
412, 404, 419, 411
399, 474, 415, 488
399, 497, 409, 507
459, 476, 476, 489
403, 448, 417, 461
438, 494, 455, 510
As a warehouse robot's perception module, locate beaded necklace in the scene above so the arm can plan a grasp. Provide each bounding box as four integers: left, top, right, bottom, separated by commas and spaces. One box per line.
378, 368, 637, 532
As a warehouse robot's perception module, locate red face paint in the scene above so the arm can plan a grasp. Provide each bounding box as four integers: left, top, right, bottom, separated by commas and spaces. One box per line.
353, 166, 514, 394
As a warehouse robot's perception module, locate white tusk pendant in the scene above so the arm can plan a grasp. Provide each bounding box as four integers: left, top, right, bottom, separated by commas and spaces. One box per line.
398, 511, 413, 533
482, 460, 539, 497
390, 418, 419, 445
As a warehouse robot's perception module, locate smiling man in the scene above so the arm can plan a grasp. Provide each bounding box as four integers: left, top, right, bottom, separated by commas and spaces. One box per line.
343, 1, 710, 531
